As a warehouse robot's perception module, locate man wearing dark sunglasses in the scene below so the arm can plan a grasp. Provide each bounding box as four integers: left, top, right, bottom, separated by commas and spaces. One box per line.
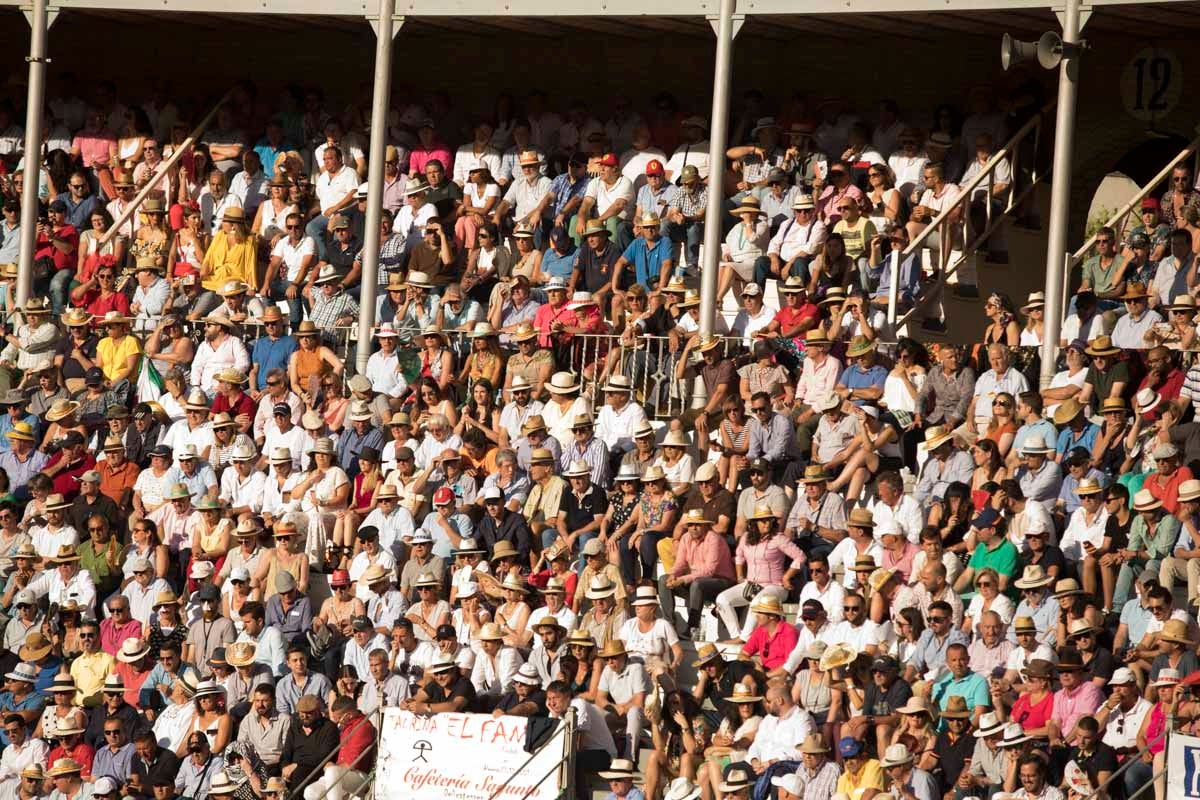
1159, 165, 1200, 229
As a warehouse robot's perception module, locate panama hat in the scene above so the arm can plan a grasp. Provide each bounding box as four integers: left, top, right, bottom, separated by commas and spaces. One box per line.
1179, 479, 1200, 503
208, 771, 239, 795
920, 425, 957, 451
1012, 616, 1037, 634
49, 543, 81, 562
511, 322, 538, 342
3, 421, 34, 442
799, 464, 830, 484
818, 643, 858, 671
1101, 397, 1127, 414
566, 630, 596, 650
47, 759, 84, 778
547, 371, 581, 394
1160, 619, 1191, 645
1133, 489, 1163, 511
724, 683, 763, 703
490, 541, 520, 562
585, 575, 618, 600
217, 280, 249, 298
45, 399, 81, 422
501, 573, 527, 594
1053, 578, 1085, 598
880, 744, 915, 768
1152, 668, 1182, 687
598, 759, 640, 781
1014, 565, 1054, 589
630, 585, 659, 607
641, 465, 667, 483
477, 622, 505, 641
846, 336, 877, 359
117, 637, 151, 663
974, 712, 1007, 737
226, 641, 258, 668
1020, 292, 1045, 312
19, 633, 53, 661
602, 374, 633, 393
692, 643, 721, 668
731, 196, 766, 217
1084, 336, 1120, 357
719, 767, 754, 793
1075, 478, 1104, 497
45, 493, 72, 511
661, 430, 689, 448
696, 334, 722, 354
799, 733, 831, 754
895, 696, 934, 717
1067, 618, 1101, 639
847, 508, 875, 529
1053, 398, 1085, 425
1019, 434, 1054, 456
747, 503, 778, 521
98, 310, 131, 327
750, 595, 785, 617
940, 695, 972, 719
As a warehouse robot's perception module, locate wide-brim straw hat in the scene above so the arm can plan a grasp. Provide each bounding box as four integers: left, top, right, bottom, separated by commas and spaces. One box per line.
547, 371, 581, 394
45, 400, 81, 422
598, 639, 628, 658
1014, 565, 1054, 589
731, 196, 766, 217
1084, 336, 1120, 357
226, 641, 258, 668
818, 643, 858, 671
597, 759, 640, 781
1052, 398, 1084, 425
724, 683, 763, 703
920, 425, 956, 451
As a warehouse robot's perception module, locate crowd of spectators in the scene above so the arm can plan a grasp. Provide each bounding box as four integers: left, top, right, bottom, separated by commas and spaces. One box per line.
0, 79, 1195, 800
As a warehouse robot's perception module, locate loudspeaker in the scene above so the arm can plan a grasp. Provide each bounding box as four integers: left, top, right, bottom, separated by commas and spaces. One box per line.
1001, 31, 1066, 70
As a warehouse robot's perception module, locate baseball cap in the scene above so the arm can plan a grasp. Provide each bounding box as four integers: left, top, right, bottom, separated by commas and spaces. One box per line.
355, 183, 369, 199
748, 457, 770, 472
435, 624, 456, 640
1142, 197, 1161, 211
433, 487, 455, 506
85, 367, 104, 385
481, 486, 503, 502
351, 616, 373, 631
598, 153, 619, 168
645, 159, 665, 177
838, 738, 864, 758
80, 470, 101, 484
1109, 667, 1136, 686
93, 778, 119, 795
741, 283, 761, 297
1130, 233, 1151, 249
971, 507, 1001, 529
273, 403, 291, 416
800, 599, 824, 620
870, 655, 899, 673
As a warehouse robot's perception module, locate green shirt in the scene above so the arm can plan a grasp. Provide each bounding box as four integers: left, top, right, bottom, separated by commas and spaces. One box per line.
1081, 253, 1128, 296
968, 538, 1020, 580
78, 538, 122, 596
1127, 513, 1181, 561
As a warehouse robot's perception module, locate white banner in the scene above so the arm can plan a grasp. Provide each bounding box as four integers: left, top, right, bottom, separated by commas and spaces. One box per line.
375, 709, 568, 800
1167, 732, 1200, 800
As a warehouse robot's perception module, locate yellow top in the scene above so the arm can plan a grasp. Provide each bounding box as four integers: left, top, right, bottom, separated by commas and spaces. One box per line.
836, 759, 885, 796
201, 232, 258, 293
96, 334, 143, 382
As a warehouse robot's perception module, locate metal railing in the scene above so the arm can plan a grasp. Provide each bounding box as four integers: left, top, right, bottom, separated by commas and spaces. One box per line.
1062, 131, 1200, 326
485, 708, 577, 800
887, 101, 1055, 337
283, 708, 382, 800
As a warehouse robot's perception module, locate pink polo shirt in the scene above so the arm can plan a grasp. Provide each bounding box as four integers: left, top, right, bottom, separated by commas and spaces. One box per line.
1051, 681, 1104, 740
672, 530, 736, 583
796, 354, 842, 408
881, 541, 920, 583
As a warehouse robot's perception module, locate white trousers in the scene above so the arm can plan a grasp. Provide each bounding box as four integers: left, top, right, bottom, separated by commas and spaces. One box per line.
303, 765, 367, 800
714, 583, 788, 640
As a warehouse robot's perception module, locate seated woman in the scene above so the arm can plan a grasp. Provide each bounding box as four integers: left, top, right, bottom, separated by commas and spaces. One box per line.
645, 688, 707, 800
699, 683, 762, 800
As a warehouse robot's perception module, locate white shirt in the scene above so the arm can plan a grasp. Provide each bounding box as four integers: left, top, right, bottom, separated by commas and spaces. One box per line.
1060, 508, 1109, 561
867, 496, 925, 544
360, 507, 415, 563
767, 216, 827, 262
961, 156, 1012, 198
162, 421, 216, 467
27, 567, 95, 611
826, 618, 886, 652
30, 525, 79, 560
620, 147, 667, 193
1111, 309, 1163, 350
528, 605, 578, 633
0, 735, 48, 785
584, 175, 635, 221
746, 706, 815, 764
219, 468, 267, 514
664, 140, 712, 181
470, 646, 524, 698
828, 539, 883, 590
343, 633, 390, 678
191, 336, 250, 395
122, 578, 172, 625
262, 427, 307, 474
499, 401, 545, 445
271, 236, 316, 284
452, 145, 503, 186
1102, 697, 1152, 750
595, 401, 647, 454
365, 350, 409, 399
261, 472, 302, 519
392, 201, 438, 254
973, 368, 1030, 423
314, 166, 359, 216
239, 626, 288, 676
732, 305, 776, 345
798, 580, 846, 624
230, 169, 268, 216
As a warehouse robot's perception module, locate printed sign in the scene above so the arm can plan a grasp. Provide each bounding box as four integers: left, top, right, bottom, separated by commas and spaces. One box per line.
1121, 47, 1182, 123
375, 710, 568, 800
1167, 731, 1200, 800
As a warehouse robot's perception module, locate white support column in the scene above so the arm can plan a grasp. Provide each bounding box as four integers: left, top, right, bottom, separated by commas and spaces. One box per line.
1039, 0, 1084, 388
355, 0, 403, 374
15, 0, 55, 310
697, 0, 741, 337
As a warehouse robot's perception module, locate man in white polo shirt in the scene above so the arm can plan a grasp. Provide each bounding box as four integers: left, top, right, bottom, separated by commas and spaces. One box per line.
307, 147, 359, 262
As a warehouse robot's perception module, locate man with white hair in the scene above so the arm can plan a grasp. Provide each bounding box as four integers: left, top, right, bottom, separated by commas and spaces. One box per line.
413, 415, 462, 471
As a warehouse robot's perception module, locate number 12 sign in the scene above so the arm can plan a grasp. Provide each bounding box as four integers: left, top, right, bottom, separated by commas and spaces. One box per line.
1121, 47, 1182, 123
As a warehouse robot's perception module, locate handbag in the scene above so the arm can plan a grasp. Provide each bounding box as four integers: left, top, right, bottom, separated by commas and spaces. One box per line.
742, 582, 763, 602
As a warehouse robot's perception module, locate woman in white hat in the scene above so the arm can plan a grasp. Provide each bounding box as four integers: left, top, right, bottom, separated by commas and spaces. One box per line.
459, 322, 505, 390
292, 437, 350, 571
654, 429, 695, 498
618, 466, 680, 585
617, 585, 683, 672
542, 372, 591, 449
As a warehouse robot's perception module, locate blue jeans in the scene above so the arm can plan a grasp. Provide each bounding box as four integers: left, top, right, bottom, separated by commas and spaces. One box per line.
753, 255, 810, 287
1115, 558, 1161, 610
269, 278, 304, 327
48, 269, 75, 315
306, 215, 330, 261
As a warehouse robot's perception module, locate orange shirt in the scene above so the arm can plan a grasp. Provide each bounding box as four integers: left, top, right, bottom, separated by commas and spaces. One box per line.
99, 459, 140, 506
458, 446, 498, 477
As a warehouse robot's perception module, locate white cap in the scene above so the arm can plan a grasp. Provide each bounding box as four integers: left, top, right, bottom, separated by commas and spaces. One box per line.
230, 566, 251, 582
190, 561, 215, 579
93, 778, 119, 795
1109, 667, 1137, 686
355, 183, 370, 198
481, 486, 503, 501
409, 531, 433, 544
13, 589, 34, 605
131, 557, 151, 573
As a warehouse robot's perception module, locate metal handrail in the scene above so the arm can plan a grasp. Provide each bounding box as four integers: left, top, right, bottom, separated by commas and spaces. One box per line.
886, 101, 1055, 336
486, 707, 577, 800
1071, 132, 1200, 267
1089, 727, 1165, 800
283, 708, 382, 800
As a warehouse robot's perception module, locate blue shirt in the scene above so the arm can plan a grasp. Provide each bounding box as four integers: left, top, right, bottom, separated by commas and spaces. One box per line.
33, 657, 61, 695
872, 251, 921, 305
250, 335, 299, 391
911, 628, 970, 675
620, 236, 672, 288
838, 364, 888, 406
550, 174, 589, 218
93, 742, 136, 782
1055, 423, 1100, 459
0, 690, 44, 745
0, 412, 42, 454
170, 463, 218, 505
635, 183, 677, 219
63, 194, 99, 231
1010, 594, 1061, 647
1120, 597, 1153, 650
1013, 420, 1059, 456
0, 222, 19, 265
253, 138, 297, 175
541, 246, 577, 280
931, 672, 989, 725
337, 426, 386, 478
423, 512, 474, 560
